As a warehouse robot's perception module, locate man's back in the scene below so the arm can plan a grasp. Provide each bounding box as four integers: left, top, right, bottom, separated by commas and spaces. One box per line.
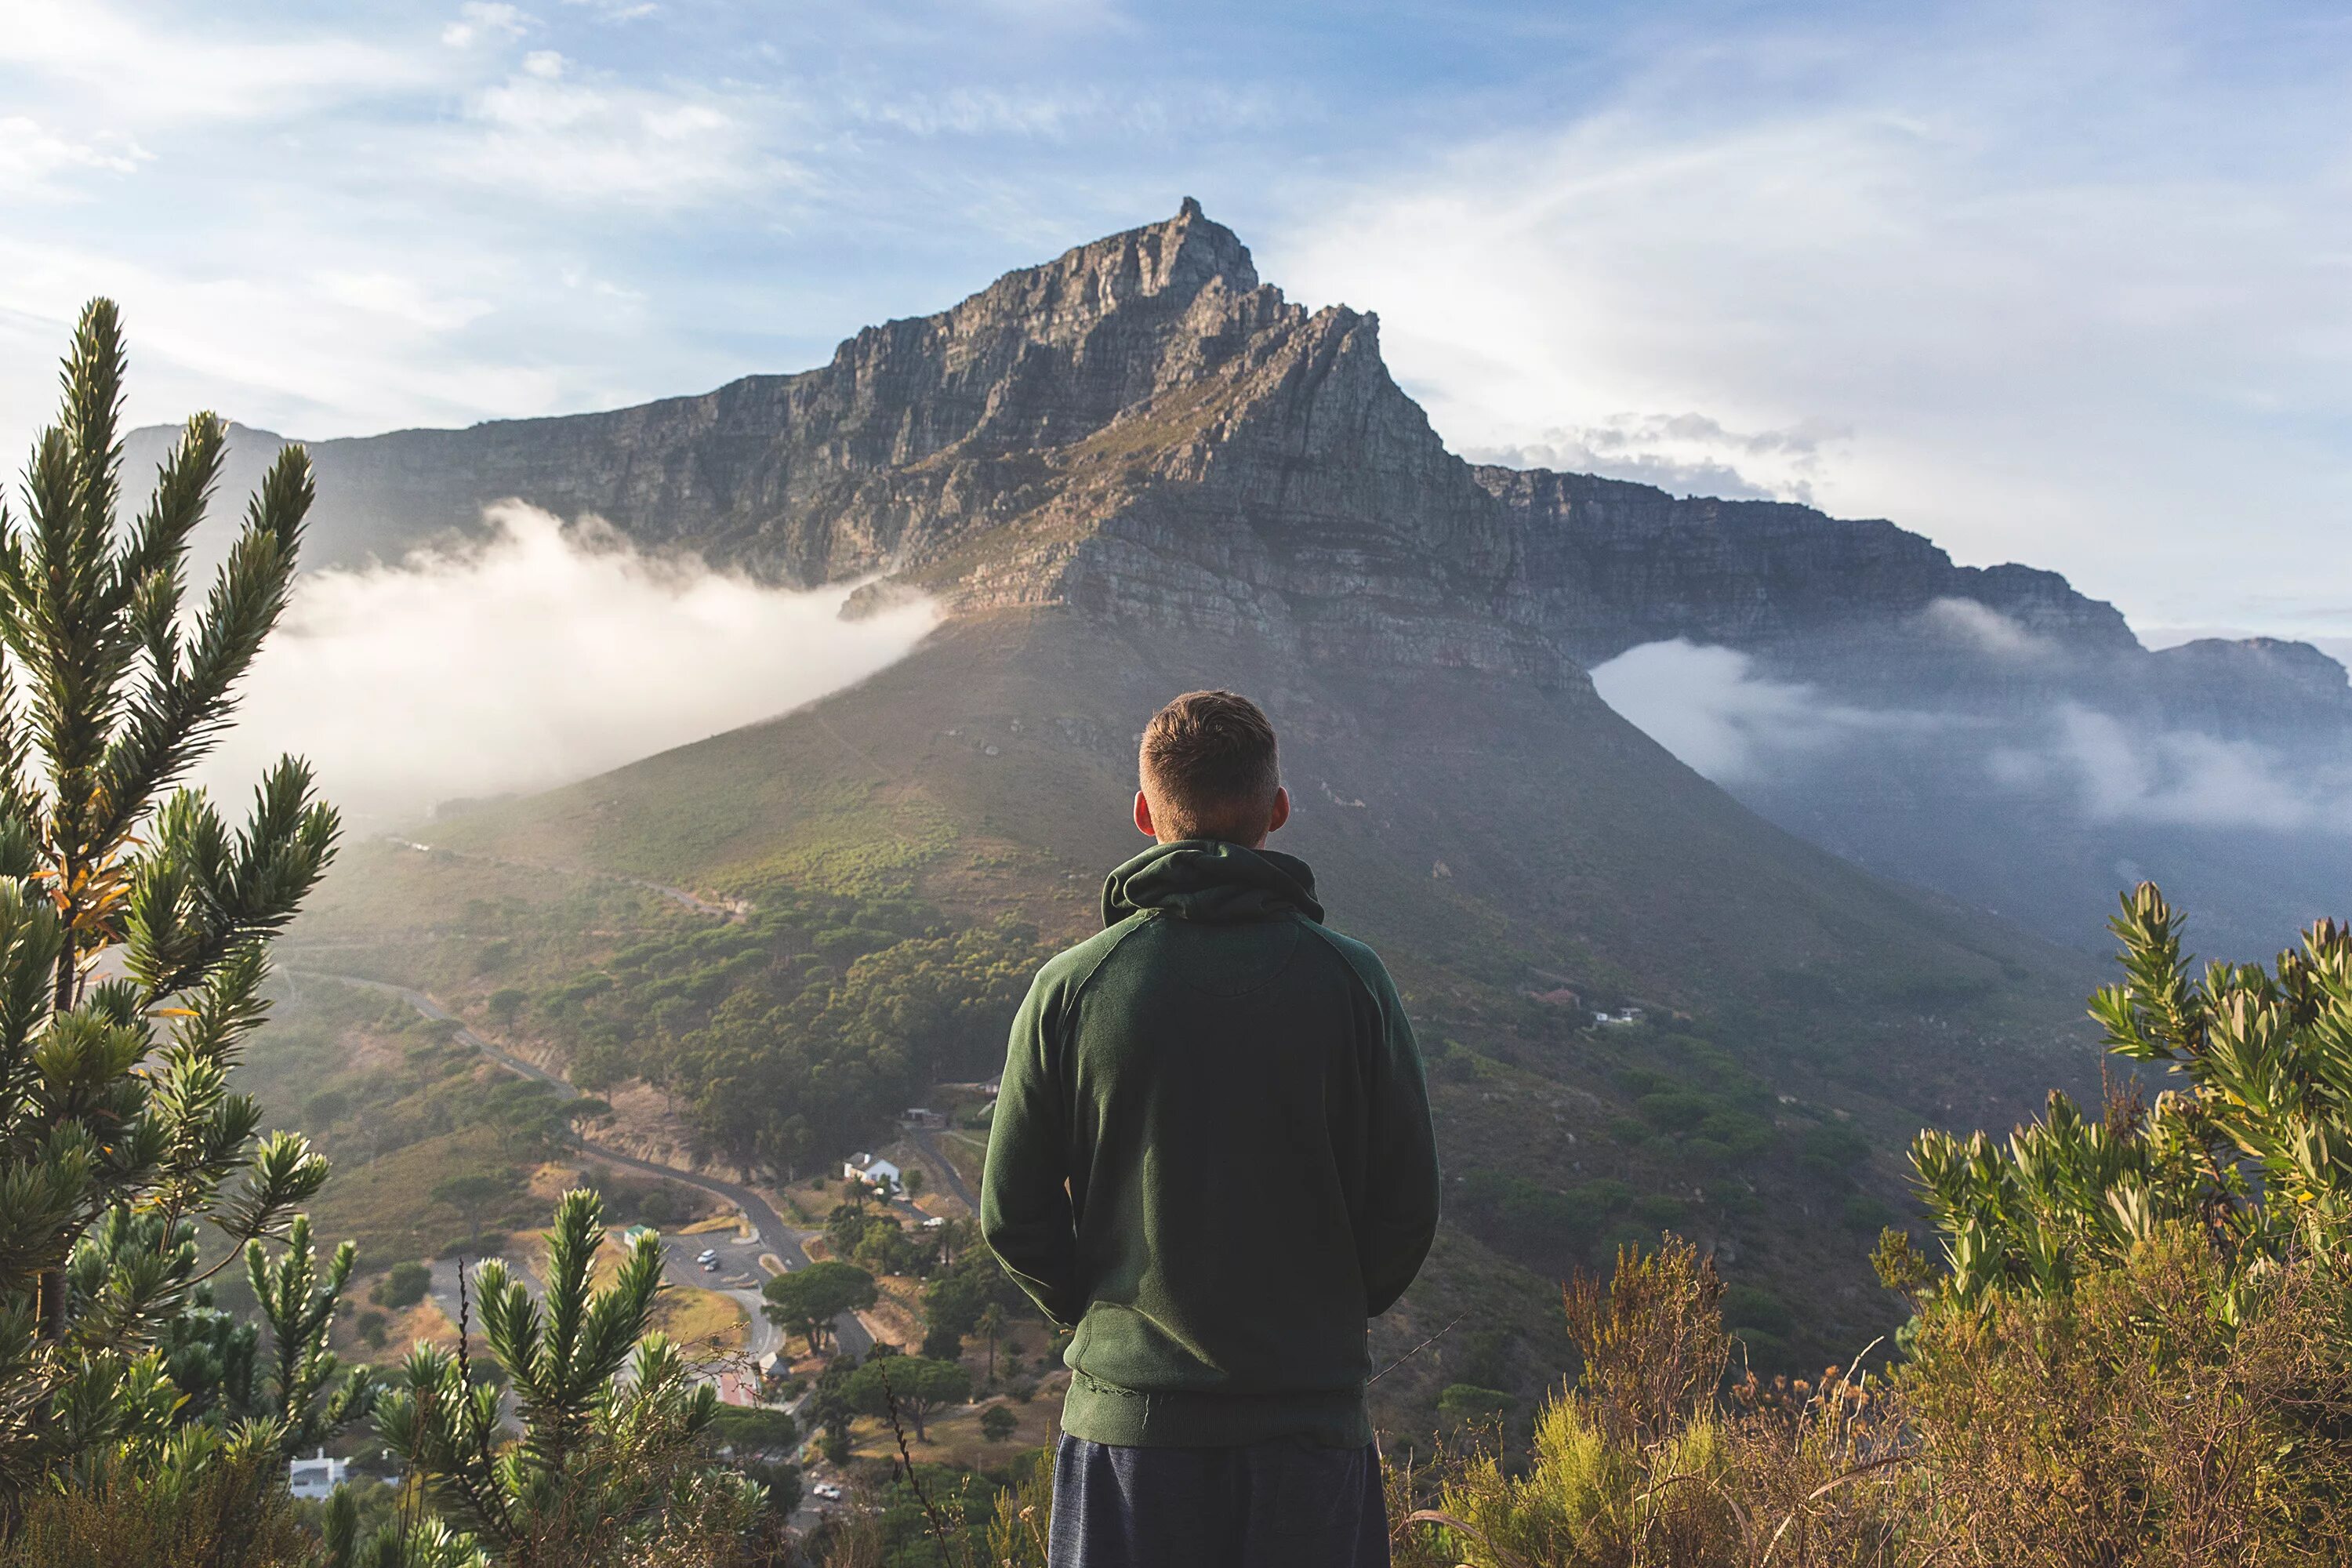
982, 839, 1441, 1450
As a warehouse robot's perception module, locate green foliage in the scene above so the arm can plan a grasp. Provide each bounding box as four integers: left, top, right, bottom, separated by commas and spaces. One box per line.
1407, 1236, 1903, 1568
706, 1404, 797, 1454
844, 1354, 972, 1443
761, 1261, 877, 1356
1913, 882, 2352, 1305
1799, 1123, 1870, 1183
978, 1403, 1018, 1443
1453, 1170, 1637, 1273
430, 1174, 511, 1240
0, 299, 350, 1515
0, 1428, 314, 1568
372, 1261, 430, 1312
373, 1188, 768, 1566
1437, 1383, 1516, 1428
535, 894, 1044, 1173
1898, 1226, 2352, 1565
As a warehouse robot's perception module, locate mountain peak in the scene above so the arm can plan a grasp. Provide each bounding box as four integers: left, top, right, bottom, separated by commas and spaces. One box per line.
933, 199, 1260, 352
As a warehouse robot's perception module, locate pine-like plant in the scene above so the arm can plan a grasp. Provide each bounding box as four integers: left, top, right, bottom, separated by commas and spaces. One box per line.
373, 1189, 768, 1566
1905, 881, 2352, 1304
0, 299, 344, 1507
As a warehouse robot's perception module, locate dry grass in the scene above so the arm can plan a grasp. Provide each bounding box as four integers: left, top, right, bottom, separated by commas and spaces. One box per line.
652, 1284, 748, 1356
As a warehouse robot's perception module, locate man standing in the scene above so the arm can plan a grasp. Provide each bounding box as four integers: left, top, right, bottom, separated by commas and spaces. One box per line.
982, 690, 1441, 1567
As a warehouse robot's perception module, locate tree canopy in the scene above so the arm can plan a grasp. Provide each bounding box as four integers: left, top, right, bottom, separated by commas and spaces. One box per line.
760, 1261, 877, 1355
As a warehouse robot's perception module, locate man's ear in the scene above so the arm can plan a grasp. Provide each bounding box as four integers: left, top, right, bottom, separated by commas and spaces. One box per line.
1134, 790, 1156, 839
1265, 786, 1290, 836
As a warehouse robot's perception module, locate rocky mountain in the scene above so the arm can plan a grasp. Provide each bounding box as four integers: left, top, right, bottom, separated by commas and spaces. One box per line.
254, 201, 2146, 1402
130, 198, 2349, 956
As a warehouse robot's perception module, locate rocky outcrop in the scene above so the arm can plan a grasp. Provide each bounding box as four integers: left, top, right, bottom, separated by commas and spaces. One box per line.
141, 200, 2328, 714
1476, 467, 2142, 664
124, 201, 2352, 952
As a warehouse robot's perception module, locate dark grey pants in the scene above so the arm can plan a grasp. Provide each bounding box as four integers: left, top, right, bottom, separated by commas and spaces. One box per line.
1047, 1434, 1390, 1568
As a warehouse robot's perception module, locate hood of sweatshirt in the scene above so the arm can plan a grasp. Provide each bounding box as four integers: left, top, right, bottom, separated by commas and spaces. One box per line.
1101, 840, 1326, 927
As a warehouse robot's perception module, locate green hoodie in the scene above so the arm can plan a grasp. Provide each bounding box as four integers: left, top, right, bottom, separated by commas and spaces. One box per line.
982, 840, 1440, 1448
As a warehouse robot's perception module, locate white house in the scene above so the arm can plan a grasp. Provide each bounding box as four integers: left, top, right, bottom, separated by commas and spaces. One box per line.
844, 1152, 902, 1191
288, 1450, 347, 1501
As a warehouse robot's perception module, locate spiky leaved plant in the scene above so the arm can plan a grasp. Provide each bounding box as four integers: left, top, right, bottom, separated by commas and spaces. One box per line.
375, 1189, 767, 1566
0, 299, 344, 1507
1904, 881, 2352, 1305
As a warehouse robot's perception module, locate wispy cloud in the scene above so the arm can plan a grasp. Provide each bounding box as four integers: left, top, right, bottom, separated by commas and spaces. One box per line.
1595, 634, 2352, 835
0, 0, 434, 129
1273, 3, 2352, 641
1990, 706, 2352, 834
202, 502, 937, 820
0, 116, 151, 195
1464, 412, 1848, 501
1588, 639, 1929, 779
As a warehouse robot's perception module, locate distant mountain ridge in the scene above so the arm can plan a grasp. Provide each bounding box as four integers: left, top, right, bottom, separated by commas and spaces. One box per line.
131, 200, 2352, 950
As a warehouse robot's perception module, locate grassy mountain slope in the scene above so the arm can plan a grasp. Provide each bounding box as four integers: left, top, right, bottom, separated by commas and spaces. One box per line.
292, 604, 2100, 1423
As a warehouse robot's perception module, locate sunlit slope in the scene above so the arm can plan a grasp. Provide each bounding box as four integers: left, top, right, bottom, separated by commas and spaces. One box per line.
417, 604, 2096, 1123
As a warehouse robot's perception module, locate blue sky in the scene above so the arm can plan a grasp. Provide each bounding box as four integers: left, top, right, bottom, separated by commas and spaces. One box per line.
4, 0, 2350, 644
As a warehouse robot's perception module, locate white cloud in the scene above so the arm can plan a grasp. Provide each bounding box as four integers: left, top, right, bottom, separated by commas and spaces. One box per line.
0, 117, 151, 194
200, 502, 936, 821
1992, 705, 2352, 833
448, 60, 779, 206
1465, 411, 1847, 501
0, 0, 434, 129
1919, 597, 2055, 659
1271, 5, 2352, 638
1589, 639, 1918, 779
1597, 638, 2352, 835
444, 3, 534, 48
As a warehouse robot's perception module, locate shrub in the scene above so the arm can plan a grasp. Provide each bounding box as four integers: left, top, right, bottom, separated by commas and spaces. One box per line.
1403, 1236, 1903, 1568
1899, 1228, 2352, 1564
1437, 1384, 1515, 1428
372, 1260, 431, 1310
1798, 1123, 1868, 1182
1719, 1285, 1791, 1338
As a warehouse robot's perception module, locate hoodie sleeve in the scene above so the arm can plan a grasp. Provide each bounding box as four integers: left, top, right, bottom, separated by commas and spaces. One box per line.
982, 966, 1082, 1328
1352, 953, 1441, 1316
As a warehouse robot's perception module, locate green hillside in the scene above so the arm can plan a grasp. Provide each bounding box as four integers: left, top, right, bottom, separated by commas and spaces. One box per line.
285, 603, 2102, 1427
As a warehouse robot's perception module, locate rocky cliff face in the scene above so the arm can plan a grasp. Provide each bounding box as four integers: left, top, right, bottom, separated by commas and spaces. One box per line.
128, 201, 2351, 951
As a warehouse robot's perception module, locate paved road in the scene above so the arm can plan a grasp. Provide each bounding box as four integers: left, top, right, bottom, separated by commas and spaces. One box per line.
294, 971, 867, 1363
905, 1125, 980, 1213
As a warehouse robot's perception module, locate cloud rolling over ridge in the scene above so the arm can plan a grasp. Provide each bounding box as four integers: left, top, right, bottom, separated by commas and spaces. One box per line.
199, 502, 935, 821
1592, 637, 2352, 837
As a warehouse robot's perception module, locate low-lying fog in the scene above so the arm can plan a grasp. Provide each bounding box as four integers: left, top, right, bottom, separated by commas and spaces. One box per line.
198, 502, 936, 824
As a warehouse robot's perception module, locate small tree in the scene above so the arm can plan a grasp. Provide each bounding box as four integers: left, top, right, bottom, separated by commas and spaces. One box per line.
372, 1261, 432, 1312
844, 1355, 971, 1443
431, 1174, 509, 1245
375, 1189, 765, 1566
975, 1301, 1007, 1386
978, 1403, 1017, 1443
0, 299, 341, 1507
1909, 883, 2352, 1305
761, 1262, 876, 1356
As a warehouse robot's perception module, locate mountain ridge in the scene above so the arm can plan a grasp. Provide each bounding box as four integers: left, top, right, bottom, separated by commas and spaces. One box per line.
132, 201, 2351, 952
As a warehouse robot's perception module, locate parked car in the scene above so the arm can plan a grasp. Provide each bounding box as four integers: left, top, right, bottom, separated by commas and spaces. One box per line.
696, 1247, 719, 1265
811, 1482, 844, 1501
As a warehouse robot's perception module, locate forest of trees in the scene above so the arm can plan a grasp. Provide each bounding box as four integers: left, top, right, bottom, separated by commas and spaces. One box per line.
534, 891, 1041, 1176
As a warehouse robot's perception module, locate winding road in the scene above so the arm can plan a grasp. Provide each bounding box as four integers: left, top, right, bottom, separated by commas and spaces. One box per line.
292, 971, 868, 1362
